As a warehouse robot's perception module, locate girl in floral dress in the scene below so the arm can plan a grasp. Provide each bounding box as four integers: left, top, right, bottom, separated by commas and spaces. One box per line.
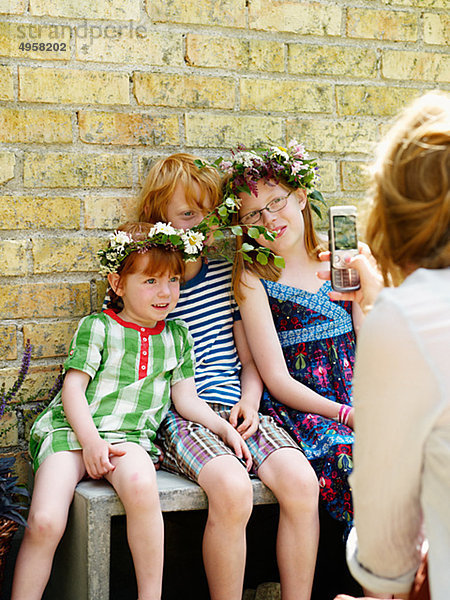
225, 141, 364, 531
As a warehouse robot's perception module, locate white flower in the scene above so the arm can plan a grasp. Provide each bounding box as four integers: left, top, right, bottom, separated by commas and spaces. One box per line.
291, 161, 303, 175
269, 146, 289, 161
219, 160, 233, 173
224, 196, 240, 209
109, 230, 132, 248
149, 222, 178, 237
182, 230, 205, 255
234, 151, 261, 168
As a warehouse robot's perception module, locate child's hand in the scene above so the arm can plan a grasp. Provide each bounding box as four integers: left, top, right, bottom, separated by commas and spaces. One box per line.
219, 422, 253, 471
82, 438, 126, 479
229, 402, 260, 440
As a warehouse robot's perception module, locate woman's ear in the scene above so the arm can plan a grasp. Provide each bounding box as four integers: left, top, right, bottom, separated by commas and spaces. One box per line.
107, 272, 123, 296
295, 188, 308, 210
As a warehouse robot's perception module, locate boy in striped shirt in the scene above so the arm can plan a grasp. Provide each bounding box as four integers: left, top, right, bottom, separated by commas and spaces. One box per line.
138, 155, 321, 600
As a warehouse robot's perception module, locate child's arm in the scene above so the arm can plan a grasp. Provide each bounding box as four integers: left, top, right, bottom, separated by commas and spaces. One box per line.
62, 369, 125, 479
171, 377, 252, 470
229, 320, 263, 440
238, 272, 353, 425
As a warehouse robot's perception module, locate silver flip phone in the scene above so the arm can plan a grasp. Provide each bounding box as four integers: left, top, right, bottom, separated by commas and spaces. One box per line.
328, 205, 360, 292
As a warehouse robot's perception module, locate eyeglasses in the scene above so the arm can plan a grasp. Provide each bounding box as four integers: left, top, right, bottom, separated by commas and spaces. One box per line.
241, 194, 290, 225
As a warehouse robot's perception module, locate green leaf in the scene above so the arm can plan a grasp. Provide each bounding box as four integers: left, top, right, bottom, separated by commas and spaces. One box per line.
231, 225, 243, 236
213, 229, 224, 240
242, 253, 253, 263
241, 242, 255, 252
247, 227, 261, 239
256, 252, 268, 265
194, 159, 206, 168
218, 206, 228, 217
309, 189, 326, 205
273, 255, 285, 268
310, 203, 323, 219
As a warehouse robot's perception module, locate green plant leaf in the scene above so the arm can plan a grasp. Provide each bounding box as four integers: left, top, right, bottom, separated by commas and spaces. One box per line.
241, 242, 255, 252
247, 227, 261, 239
256, 252, 268, 265
213, 229, 224, 240
231, 225, 243, 236
273, 255, 285, 268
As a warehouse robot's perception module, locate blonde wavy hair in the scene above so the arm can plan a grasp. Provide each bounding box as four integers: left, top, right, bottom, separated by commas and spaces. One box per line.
366, 92, 450, 286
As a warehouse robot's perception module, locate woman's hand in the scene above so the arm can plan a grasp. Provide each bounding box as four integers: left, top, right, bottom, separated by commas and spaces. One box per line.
82, 437, 126, 479
317, 243, 384, 315
229, 401, 260, 440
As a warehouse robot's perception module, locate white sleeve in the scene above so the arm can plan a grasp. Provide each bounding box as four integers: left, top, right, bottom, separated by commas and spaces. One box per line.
347, 296, 438, 595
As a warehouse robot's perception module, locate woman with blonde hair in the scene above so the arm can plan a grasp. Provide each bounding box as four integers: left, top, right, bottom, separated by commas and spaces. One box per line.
334, 92, 450, 600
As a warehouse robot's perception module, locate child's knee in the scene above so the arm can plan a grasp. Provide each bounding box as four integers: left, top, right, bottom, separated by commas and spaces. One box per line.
26, 508, 66, 544
120, 470, 158, 508
204, 466, 253, 520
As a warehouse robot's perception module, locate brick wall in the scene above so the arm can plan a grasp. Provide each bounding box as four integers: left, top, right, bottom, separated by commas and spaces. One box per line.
0, 0, 448, 476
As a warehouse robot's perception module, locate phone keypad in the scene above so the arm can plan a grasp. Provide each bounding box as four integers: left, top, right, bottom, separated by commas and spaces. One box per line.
333, 268, 360, 289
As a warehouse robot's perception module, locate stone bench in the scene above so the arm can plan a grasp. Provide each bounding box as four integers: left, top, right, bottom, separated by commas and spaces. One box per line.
45, 470, 277, 600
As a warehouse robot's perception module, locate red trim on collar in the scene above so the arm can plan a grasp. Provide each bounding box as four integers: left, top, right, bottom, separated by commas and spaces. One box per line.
104, 309, 165, 335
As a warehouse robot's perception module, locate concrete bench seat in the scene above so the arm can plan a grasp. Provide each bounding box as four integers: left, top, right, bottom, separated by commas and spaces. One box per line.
45, 470, 277, 600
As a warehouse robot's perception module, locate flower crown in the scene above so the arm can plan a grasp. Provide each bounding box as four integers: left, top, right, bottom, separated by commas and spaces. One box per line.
217, 140, 325, 218
98, 222, 206, 276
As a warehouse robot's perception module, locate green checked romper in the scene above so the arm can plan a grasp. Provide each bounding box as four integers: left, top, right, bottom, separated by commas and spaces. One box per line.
29, 309, 195, 473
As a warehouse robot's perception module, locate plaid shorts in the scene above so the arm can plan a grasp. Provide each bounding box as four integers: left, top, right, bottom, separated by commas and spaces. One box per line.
158, 403, 301, 482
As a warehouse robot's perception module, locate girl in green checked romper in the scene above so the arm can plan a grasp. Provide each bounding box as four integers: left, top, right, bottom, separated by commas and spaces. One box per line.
12, 222, 250, 600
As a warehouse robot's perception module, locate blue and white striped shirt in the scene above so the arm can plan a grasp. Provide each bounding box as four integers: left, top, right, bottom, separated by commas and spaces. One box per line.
167, 260, 242, 406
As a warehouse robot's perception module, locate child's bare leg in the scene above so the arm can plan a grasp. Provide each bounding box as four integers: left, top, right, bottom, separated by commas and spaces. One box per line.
258, 448, 320, 600
106, 443, 163, 600
197, 455, 253, 600
11, 451, 86, 600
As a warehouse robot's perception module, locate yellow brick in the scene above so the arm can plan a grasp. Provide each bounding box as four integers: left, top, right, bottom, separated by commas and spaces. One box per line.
0, 65, 14, 100
0, 108, 72, 143
147, 0, 246, 27
240, 79, 333, 113
19, 67, 129, 105
317, 161, 337, 193
424, 13, 450, 45
382, 50, 449, 82
23, 321, 78, 358
286, 119, 379, 154
94, 278, 108, 311
23, 152, 132, 188
0, 325, 16, 360
0, 282, 91, 318
76, 29, 183, 66
249, 40, 285, 73
341, 161, 369, 192
0, 196, 80, 230
32, 236, 104, 273
185, 34, 284, 72
337, 86, 421, 117
79, 112, 179, 146
30, 0, 139, 19
0, 412, 18, 446
381, 0, 447, 7
0, 364, 62, 401
0, 22, 70, 60
185, 114, 283, 148
0, 152, 15, 184
84, 195, 138, 229
133, 72, 235, 109
249, 0, 341, 35
347, 8, 418, 41
0, 240, 27, 275
288, 44, 377, 78
0, 0, 26, 14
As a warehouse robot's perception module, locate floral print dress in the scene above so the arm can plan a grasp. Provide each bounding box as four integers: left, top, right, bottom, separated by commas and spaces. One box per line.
260, 279, 355, 528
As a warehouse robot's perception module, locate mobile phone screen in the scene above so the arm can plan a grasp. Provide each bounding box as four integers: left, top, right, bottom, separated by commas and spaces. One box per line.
333, 215, 357, 250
